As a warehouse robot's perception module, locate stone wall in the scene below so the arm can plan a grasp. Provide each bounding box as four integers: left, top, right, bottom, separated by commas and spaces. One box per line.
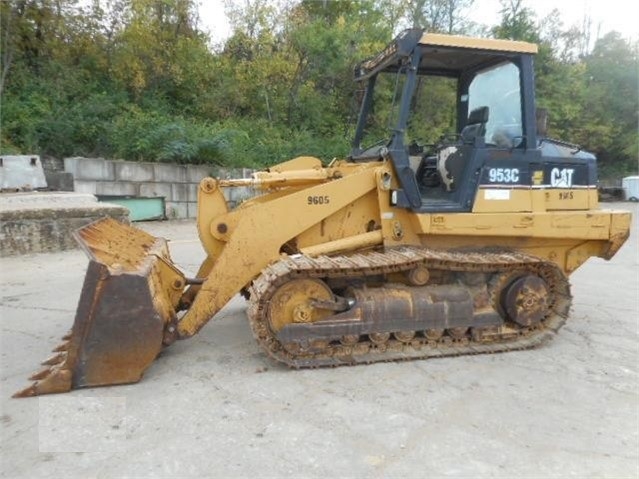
64, 158, 254, 219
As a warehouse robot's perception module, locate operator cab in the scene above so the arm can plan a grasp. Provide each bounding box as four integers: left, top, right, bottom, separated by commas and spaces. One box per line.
350, 29, 540, 212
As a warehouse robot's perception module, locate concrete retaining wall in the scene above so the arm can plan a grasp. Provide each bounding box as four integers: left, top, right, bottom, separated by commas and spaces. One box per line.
41, 156, 74, 191
0, 155, 48, 190
64, 158, 255, 219
0, 193, 129, 257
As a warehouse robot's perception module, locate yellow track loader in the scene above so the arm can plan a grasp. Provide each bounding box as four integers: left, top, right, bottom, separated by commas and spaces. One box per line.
15, 29, 630, 397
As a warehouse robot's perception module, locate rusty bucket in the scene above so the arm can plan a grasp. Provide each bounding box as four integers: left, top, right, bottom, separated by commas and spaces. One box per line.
14, 218, 185, 397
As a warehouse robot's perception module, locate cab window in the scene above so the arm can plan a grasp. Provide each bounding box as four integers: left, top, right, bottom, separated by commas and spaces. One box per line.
467, 62, 522, 147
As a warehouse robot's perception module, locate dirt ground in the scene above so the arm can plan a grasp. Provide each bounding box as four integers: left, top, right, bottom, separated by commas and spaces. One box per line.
1, 202, 637, 478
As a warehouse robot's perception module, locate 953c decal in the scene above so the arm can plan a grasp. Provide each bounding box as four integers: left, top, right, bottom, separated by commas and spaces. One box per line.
488, 167, 520, 183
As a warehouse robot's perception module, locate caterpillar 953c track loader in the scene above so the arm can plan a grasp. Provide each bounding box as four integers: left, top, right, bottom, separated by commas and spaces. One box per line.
15, 29, 631, 397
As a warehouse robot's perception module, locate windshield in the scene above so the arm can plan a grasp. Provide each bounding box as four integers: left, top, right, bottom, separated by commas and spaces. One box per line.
356, 72, 405, 147
357, 72, 456, 149
407, 76, 457, 145
467, 62, 523, 147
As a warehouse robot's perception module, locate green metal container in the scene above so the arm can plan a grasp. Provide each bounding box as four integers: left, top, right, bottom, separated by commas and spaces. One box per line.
97, 196, 166, 222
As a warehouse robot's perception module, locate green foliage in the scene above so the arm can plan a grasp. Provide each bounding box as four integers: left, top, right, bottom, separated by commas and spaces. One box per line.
219, 118, 351, 167
492, 0, 540, 42
0, 0, 636, 179
109, 109, 236, 165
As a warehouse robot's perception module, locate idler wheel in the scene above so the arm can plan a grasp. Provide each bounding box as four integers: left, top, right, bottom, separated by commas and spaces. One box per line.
267, 279, 333, 332
502, 274, 550, 327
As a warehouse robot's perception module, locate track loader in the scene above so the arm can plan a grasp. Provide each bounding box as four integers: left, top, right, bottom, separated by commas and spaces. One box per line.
15, 29, 630, 397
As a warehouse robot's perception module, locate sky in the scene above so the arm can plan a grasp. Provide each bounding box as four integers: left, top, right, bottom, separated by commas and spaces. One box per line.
197, 0, 639, 43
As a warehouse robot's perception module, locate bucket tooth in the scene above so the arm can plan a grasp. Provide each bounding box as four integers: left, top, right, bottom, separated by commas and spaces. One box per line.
13, 368, 73, 398
41, 353, 66, 366
12, 384, 38, 398
29, 368, 52, 381
52, 342, 69, 353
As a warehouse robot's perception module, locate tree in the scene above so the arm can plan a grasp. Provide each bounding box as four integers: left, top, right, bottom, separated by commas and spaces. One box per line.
492, 0, 539, 42
0, 0, 635, 173
581, 33, 639, 174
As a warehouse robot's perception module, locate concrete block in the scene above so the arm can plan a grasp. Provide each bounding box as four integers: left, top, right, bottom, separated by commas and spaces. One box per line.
64, 157, 115, 181
0, 193, 128, 256
186, 165, 215, 183
63, 157, 80, 178
74, 180, 98, 194
0, 155, 48, 190
96, 181, 139, 197
165, 202, 188, 219
0, 192, 100, 210
44, 171, 74, 191
114, 162, 154, 182
139, 182, 172, 199
187, 202, 198, 218
41, 156, 65, 173
154, 163, 187, 183
171, 183, 189, 202
224, 186, 253, 204
217, 167, 242, 180
187, 183, 199, 202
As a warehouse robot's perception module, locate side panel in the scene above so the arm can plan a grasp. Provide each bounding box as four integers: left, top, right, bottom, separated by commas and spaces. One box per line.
414, 211, 614, 240
295, 190, 381, 249
410, 209, 630, 273
472, 151, 598, 213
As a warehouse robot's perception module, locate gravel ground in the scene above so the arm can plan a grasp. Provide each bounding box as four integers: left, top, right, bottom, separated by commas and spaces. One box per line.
1, 202, 637, 478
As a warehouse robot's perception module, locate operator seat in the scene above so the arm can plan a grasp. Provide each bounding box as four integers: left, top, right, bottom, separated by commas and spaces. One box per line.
438, 106, 489, 191
460, 106, 489, 145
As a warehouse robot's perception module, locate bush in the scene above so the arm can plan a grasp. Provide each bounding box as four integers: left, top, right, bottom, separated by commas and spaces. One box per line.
108, 109, 239, 165
220, 118, 352, 167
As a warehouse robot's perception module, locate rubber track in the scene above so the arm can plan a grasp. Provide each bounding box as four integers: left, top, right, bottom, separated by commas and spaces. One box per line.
247, 246, 572, 368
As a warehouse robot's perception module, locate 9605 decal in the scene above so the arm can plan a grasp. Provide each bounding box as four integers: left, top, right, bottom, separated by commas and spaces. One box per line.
307, 195, 330, 205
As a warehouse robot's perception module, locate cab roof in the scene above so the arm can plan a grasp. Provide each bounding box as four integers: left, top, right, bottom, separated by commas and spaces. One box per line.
419, 33, 538, 54
355, 29, 538, 81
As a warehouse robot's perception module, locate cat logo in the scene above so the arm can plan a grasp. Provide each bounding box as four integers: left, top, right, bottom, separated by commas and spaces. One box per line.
550, 168, 574, 187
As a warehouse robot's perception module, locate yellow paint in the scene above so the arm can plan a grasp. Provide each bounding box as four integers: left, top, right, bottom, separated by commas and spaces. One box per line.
473, 187, 598, 213
544, 188, 598, 210
301, 230, 383, 257
266, 156, 322, 173
415, 210, 614, 240
472, 188, 531, 213
419, 33, 538, 54
295, 190, 380, 249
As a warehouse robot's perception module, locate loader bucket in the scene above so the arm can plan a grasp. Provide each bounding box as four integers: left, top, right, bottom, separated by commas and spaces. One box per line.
14, 218, 186, 397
